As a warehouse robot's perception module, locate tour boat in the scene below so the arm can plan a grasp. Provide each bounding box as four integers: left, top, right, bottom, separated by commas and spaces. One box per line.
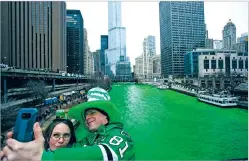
197, 91, 238, 107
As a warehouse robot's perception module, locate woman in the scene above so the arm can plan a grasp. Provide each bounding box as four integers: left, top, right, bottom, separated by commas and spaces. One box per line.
44, 118, 76, 151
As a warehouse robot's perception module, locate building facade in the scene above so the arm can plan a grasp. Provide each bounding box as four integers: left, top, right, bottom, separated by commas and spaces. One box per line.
184, 48, 248, 78
135, 54, 161, 80
66, 10, 84, 74
184, 50, 200, 77
135, 55, 143, 79
205, 28, 213, 49
233, 33, 248, 53
83, 28, 94, 75
152, 54, 161, 78
1, 1, 67, 72
143, 35, 156, 57
159, 1, 205, 78
233, 41, 248, 53
197, 49, 248, 78
93, 49, 101, 76
105, 1, 130, 77
237, 33, 248, 43
222, 19, 236, 50
213, 40, 223, 49
100, 35, 108, 75
205, 39, 214, 49
115, 56, 131, 80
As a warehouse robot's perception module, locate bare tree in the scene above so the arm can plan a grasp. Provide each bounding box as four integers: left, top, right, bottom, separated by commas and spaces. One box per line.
104, 76, 112, 90
24, 80, 49, 108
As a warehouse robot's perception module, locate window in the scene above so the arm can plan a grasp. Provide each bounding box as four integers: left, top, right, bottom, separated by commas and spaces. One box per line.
238, 52, 243, 56
211, 60, 216, 69
239, 60, 243, 69
218, 59, 223, 69
232, 60, 237, 69
246, 59, 248, 69
204, 60, 209, 69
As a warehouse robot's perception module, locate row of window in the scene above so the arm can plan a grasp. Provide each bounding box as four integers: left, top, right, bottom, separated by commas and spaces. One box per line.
9, 2, 53, 69
203, 59, 248, 69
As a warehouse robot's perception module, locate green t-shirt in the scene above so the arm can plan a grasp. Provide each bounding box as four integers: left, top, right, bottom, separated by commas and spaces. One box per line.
42, 123, 135, 160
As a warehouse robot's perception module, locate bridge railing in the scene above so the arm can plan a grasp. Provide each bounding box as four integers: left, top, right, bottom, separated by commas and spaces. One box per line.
1, 68, 99, 80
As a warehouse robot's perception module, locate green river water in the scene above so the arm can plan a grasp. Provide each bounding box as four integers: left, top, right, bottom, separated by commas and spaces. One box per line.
108, 84, 248, 160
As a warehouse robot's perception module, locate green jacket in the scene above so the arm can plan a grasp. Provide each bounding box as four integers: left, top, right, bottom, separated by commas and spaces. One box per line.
42, 123, 135, 160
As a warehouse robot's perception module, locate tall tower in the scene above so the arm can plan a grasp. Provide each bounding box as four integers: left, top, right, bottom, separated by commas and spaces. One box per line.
159, 1, 205, 78
106, 1, 127, 77
66, 10, 84, 74
222, 19, 236, 50
143, 35, 156, 57
100, 35, 108, 75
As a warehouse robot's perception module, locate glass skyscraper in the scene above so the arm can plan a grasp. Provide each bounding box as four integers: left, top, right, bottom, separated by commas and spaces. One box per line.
66, 10, 84, 74
159, 1, 205, 78
106, 1, 128, 77
100, 35, 108, 75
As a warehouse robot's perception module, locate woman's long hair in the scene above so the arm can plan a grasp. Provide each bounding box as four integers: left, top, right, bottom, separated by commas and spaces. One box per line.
43, 118, 77, 151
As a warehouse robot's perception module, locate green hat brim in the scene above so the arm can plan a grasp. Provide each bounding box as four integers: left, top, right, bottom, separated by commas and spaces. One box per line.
68, 100, 120, 124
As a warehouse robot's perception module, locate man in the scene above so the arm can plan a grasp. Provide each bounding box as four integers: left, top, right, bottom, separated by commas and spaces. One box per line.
0, 87, 135, 161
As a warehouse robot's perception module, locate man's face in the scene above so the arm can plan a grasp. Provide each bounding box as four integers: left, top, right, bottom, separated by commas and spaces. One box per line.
84, 109, 108, 131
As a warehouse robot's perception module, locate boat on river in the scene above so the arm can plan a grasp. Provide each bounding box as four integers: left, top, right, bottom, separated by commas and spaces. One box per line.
157, 85, 169, 90
170, 84, 197, 96
197, 91, 238, 107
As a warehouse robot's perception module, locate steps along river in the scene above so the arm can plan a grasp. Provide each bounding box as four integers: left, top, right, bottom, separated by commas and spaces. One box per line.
108, 83, 248, 160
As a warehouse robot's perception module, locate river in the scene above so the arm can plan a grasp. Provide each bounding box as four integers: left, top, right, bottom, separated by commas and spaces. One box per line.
109, 84, 248, 160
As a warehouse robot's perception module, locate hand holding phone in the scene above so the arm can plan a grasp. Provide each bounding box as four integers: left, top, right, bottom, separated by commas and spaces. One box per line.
13, 108, 38, 142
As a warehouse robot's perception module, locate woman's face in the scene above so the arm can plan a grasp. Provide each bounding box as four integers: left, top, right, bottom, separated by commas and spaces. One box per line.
49, 123, 71, 151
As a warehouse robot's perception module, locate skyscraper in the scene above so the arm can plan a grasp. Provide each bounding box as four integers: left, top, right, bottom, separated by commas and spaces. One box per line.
66, 10, 84, 74
237, 33, 248, 43
143, 35, 156, 57
233, 33, 248, 53
222, 19, 236, 50
100, 35, 108, 75
159, 1, 205, 77
83, 28, 94, 75
142, 36, 156, 79
93, 49, 101, 75
1, 2, 67, 72
205, 27, 213, 49
106, 1, 127, 77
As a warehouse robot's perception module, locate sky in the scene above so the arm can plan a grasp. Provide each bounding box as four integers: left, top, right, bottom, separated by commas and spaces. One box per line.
67, 1, 248, 66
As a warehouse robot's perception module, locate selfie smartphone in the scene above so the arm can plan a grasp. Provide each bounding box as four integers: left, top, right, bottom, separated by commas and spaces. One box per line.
13, 108, 38, 142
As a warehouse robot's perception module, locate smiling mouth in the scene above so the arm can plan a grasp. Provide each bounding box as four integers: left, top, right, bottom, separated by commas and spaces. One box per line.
87, 118, 96, 125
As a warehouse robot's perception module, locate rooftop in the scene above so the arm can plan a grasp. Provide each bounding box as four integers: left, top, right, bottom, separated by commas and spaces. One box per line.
234, 83, 248, 92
